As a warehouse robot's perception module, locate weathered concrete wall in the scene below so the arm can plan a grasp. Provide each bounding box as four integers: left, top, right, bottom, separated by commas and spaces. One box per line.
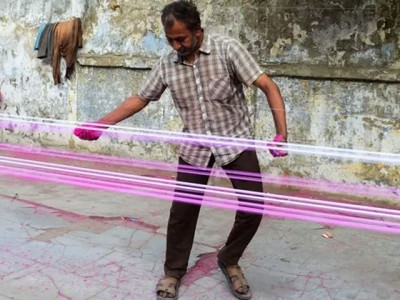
0, 0, 399, 192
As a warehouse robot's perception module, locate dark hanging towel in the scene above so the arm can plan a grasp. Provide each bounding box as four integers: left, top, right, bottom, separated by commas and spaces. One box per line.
37, 23, 56, 65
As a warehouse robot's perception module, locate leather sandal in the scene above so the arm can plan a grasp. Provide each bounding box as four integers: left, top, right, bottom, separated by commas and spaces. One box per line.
155, 276, 180, 300
218, 260, 252, 300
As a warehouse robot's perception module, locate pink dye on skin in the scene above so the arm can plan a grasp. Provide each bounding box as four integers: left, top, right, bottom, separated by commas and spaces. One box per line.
268, 134, 288, 157
73, 123, 108, 141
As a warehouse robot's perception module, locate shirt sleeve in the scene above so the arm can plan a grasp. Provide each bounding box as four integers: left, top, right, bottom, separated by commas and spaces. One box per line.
138, 59, 167, 102
227, 39, 263, 87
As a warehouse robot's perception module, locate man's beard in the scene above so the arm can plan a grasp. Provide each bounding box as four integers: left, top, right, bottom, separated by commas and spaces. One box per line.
178, 36, 198, 57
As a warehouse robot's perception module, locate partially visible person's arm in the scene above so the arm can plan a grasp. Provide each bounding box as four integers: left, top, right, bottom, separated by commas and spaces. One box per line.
253, 73, 287, 141
225, 38, 287, 141
75, 57, 166, 141
226, 37, 288, 156
96, 95, 149, 126
73, 96, 149, 141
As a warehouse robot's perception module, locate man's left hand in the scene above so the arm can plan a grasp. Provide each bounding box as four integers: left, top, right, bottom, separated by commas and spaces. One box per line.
268, 134, 288, 157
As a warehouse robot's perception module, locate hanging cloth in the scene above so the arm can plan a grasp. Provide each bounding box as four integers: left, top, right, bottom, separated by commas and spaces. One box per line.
33, 22, 47, 50
37, 23, 56, 65
52, 18, 83, 85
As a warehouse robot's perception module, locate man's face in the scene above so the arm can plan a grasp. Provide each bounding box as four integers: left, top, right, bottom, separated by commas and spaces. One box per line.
165, 20, 201, 57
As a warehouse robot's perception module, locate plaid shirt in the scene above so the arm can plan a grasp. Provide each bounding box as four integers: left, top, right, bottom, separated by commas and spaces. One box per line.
138, 34, 263, 167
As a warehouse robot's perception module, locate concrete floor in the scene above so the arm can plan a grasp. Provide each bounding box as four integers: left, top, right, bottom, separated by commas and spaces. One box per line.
0, 150, 400, 300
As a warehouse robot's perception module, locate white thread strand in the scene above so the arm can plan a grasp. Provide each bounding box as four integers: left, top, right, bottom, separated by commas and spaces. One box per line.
1, 155, 399, 220
0, 114, 399, 164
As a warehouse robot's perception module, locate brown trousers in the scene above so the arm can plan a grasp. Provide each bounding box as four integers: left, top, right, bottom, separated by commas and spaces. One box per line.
164, 150, 263, 279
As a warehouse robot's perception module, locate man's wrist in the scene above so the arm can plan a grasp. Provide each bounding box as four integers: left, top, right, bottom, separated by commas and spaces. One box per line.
275, 133, 287, 141
95, 119, 113, 128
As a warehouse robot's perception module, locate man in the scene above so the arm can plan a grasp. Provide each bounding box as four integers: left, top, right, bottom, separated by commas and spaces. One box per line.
74, 1, 288, 299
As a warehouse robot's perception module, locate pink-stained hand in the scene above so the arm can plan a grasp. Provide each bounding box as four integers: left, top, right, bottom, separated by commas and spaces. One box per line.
268, 134, 288, 157
73, 123, 108, 141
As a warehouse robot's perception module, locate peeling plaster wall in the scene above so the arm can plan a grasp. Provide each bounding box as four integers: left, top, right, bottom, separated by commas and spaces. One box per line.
237, 0, 400, 68
0, 0, 399, 194
0, 0, 88, 119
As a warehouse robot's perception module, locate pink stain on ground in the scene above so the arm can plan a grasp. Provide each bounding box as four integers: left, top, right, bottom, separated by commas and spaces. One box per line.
57, 290, 72, 300
0, 191, 160, 234
182, 252, 219, 285
89, 216, 159, 233
299, 272, 334, 300
0, 192, 87, 223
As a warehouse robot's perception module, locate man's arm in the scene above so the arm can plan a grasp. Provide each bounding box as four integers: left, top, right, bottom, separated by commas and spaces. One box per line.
253, 73, 287, 141
74, 56, 165, 141
74, 95, 149, 141
96, 95, 149, 126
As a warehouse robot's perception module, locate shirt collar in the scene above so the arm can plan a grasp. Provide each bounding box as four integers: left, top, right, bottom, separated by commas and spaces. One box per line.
173, 32, 211, 64
199, 33, 211, 55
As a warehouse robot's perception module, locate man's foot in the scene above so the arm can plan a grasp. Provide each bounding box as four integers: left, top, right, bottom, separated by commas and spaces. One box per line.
218, 260, 252, 300
155, 276, 180, 300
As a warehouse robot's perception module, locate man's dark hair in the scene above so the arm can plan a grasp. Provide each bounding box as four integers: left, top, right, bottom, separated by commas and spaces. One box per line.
161, 1, 201, 31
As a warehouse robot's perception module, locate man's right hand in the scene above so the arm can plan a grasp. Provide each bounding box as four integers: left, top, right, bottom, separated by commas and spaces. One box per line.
73, 123, 108, 141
